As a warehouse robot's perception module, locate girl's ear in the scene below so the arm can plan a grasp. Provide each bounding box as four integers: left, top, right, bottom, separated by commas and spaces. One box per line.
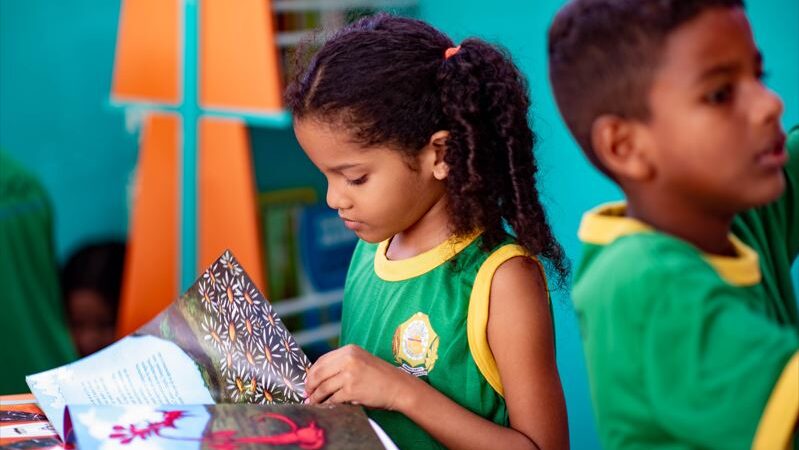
427, 130, 450, 180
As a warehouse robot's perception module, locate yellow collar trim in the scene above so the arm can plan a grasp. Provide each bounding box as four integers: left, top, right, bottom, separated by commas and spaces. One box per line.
374, 232, 481, 282
578, 202, 761, 287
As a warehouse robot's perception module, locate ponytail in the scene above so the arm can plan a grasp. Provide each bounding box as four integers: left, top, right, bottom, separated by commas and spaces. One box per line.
438, 39, 569, 285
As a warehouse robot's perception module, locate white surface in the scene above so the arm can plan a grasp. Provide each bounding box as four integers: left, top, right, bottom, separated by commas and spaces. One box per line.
369, 418, 399, 450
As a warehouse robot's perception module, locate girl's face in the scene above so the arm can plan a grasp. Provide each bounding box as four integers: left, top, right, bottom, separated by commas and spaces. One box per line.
294, 118, 448, 244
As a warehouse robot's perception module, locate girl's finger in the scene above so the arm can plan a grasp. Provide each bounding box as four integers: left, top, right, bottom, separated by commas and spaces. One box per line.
306, 352, 345, 392
307, 372, 345, 405
323, 385, 352, 405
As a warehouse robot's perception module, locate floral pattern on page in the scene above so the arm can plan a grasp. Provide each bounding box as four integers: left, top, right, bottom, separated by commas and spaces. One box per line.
138, 250, 312, 405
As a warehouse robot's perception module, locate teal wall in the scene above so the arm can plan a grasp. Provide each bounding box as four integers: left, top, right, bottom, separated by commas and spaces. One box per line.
419, 1, 798, 448
0, 0, 138, 261
0, 0, 328, 262
0, 1, 797, 447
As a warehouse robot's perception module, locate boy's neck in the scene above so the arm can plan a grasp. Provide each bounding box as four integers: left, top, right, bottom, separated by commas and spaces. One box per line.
626, 195, 737, 257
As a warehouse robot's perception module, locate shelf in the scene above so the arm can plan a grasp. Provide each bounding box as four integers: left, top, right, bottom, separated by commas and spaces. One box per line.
293, 321, 342, 347
276, 30, 320, 48
271, 290, 343, 346
109, 99, 293, 129
273, 0, 417, 13
271, 288, 344, 318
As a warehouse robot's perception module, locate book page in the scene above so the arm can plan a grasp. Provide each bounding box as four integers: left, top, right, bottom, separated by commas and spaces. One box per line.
27, 250, 312, 441
27, 335, 214, 438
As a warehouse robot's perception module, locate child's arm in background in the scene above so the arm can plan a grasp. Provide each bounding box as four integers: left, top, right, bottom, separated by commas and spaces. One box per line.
784, 125, 799, 260
306, 257, 569, 450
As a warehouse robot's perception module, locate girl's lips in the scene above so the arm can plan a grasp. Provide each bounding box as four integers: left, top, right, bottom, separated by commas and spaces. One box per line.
341, 218, 361, 230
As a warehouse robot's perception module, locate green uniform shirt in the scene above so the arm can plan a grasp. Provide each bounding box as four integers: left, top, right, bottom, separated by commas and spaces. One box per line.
341, 234, 540, 449
572, 126, 799, 450
0, 151, 77, 394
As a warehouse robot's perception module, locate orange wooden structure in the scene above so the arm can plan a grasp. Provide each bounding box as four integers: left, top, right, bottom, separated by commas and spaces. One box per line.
113, 0, 283, 336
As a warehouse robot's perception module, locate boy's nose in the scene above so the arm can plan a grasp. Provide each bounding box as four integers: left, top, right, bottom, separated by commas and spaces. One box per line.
752, 84, 783, 126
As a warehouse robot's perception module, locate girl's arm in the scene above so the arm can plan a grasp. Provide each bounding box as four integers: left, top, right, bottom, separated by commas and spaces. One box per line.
306, 256, 569, 450
485, 256, 570, 449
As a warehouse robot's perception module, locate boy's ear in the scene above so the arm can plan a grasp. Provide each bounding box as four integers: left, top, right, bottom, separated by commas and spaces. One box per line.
591, 115, 655, 182
426, 130, 450, 180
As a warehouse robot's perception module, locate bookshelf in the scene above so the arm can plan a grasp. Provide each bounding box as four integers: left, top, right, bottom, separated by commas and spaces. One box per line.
111, 0, 417, 348
273, 0, 418, 88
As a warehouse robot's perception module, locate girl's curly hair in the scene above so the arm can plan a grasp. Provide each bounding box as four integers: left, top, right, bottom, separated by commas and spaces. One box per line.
286, 13, 568, 285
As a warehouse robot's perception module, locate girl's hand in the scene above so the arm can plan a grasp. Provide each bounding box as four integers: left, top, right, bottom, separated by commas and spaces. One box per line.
305, 344, 415, 411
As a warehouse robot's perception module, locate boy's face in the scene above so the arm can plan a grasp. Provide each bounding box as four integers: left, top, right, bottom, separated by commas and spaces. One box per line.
642, 7, 786, 214
294, 119, 447, 244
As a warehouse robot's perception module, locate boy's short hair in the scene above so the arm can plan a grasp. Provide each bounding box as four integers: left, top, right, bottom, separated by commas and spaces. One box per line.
61, 241, 126, 314
548, 0, 744, 177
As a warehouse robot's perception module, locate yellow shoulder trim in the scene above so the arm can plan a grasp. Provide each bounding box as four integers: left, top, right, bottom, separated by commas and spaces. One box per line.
467, 244, 548, 397
752, 352, 799, 450
578, 202, 760, 287
374, 232, 480, 281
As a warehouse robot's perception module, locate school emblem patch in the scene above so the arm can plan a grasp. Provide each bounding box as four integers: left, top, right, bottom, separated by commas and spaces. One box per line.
392, 312, 439, 377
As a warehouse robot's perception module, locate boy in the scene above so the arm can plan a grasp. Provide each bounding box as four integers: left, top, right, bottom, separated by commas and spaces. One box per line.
548, 1, 798, 449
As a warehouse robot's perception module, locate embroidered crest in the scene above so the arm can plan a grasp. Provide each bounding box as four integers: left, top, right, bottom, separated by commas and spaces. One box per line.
392, 312, 439, 377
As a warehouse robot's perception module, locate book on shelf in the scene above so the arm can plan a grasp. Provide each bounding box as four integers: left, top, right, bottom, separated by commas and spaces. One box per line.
0, 393, 64, 450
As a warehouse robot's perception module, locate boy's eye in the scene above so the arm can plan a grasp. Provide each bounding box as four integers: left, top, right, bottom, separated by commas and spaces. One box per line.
346, 175, 368, 186
704, 84, 733, 105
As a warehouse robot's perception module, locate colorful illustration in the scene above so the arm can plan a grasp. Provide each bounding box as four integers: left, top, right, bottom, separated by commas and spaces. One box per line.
26, 251, 311, 440
68, 404, 385, 450
109, 409, 324, 449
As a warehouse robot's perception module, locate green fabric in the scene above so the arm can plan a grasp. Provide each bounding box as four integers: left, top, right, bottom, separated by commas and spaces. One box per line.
0, 151, 77, 394
572, 126, 799, 450
340, 236, 509, 450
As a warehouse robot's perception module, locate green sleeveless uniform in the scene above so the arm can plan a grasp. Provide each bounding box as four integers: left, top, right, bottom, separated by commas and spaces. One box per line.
340, 233, 545, 449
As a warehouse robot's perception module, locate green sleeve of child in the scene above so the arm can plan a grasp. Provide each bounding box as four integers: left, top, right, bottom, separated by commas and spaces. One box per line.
738, 124, 799, 263
641, 258, 798, 449
576, 232, 798, 449
785, 125, 799, 258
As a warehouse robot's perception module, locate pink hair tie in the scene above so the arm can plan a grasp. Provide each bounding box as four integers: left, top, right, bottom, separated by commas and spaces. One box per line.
444, 45, 461, 60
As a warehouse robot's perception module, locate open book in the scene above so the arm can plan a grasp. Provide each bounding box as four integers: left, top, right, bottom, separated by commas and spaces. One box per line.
65, 404, 386, 450
24, 250, 390, 449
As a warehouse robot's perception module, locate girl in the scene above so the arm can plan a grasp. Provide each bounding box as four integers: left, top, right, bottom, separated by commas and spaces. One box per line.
286, 14, 569, 450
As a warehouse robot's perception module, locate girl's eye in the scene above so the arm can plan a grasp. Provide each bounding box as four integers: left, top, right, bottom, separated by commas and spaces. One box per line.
346, 175, 368, 186
704, 84, 733, 105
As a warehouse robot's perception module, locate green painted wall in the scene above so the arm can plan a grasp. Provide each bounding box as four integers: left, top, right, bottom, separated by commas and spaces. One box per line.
419, 1, 799, 448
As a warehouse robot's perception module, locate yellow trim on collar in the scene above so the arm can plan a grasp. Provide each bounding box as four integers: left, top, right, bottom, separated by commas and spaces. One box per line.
752, 352, 799, 450
703, 235, 761, 286
467, 244, 547, 397
374, 232, 480, 282
578, 202, 761, 287
577, 202, 653, 243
